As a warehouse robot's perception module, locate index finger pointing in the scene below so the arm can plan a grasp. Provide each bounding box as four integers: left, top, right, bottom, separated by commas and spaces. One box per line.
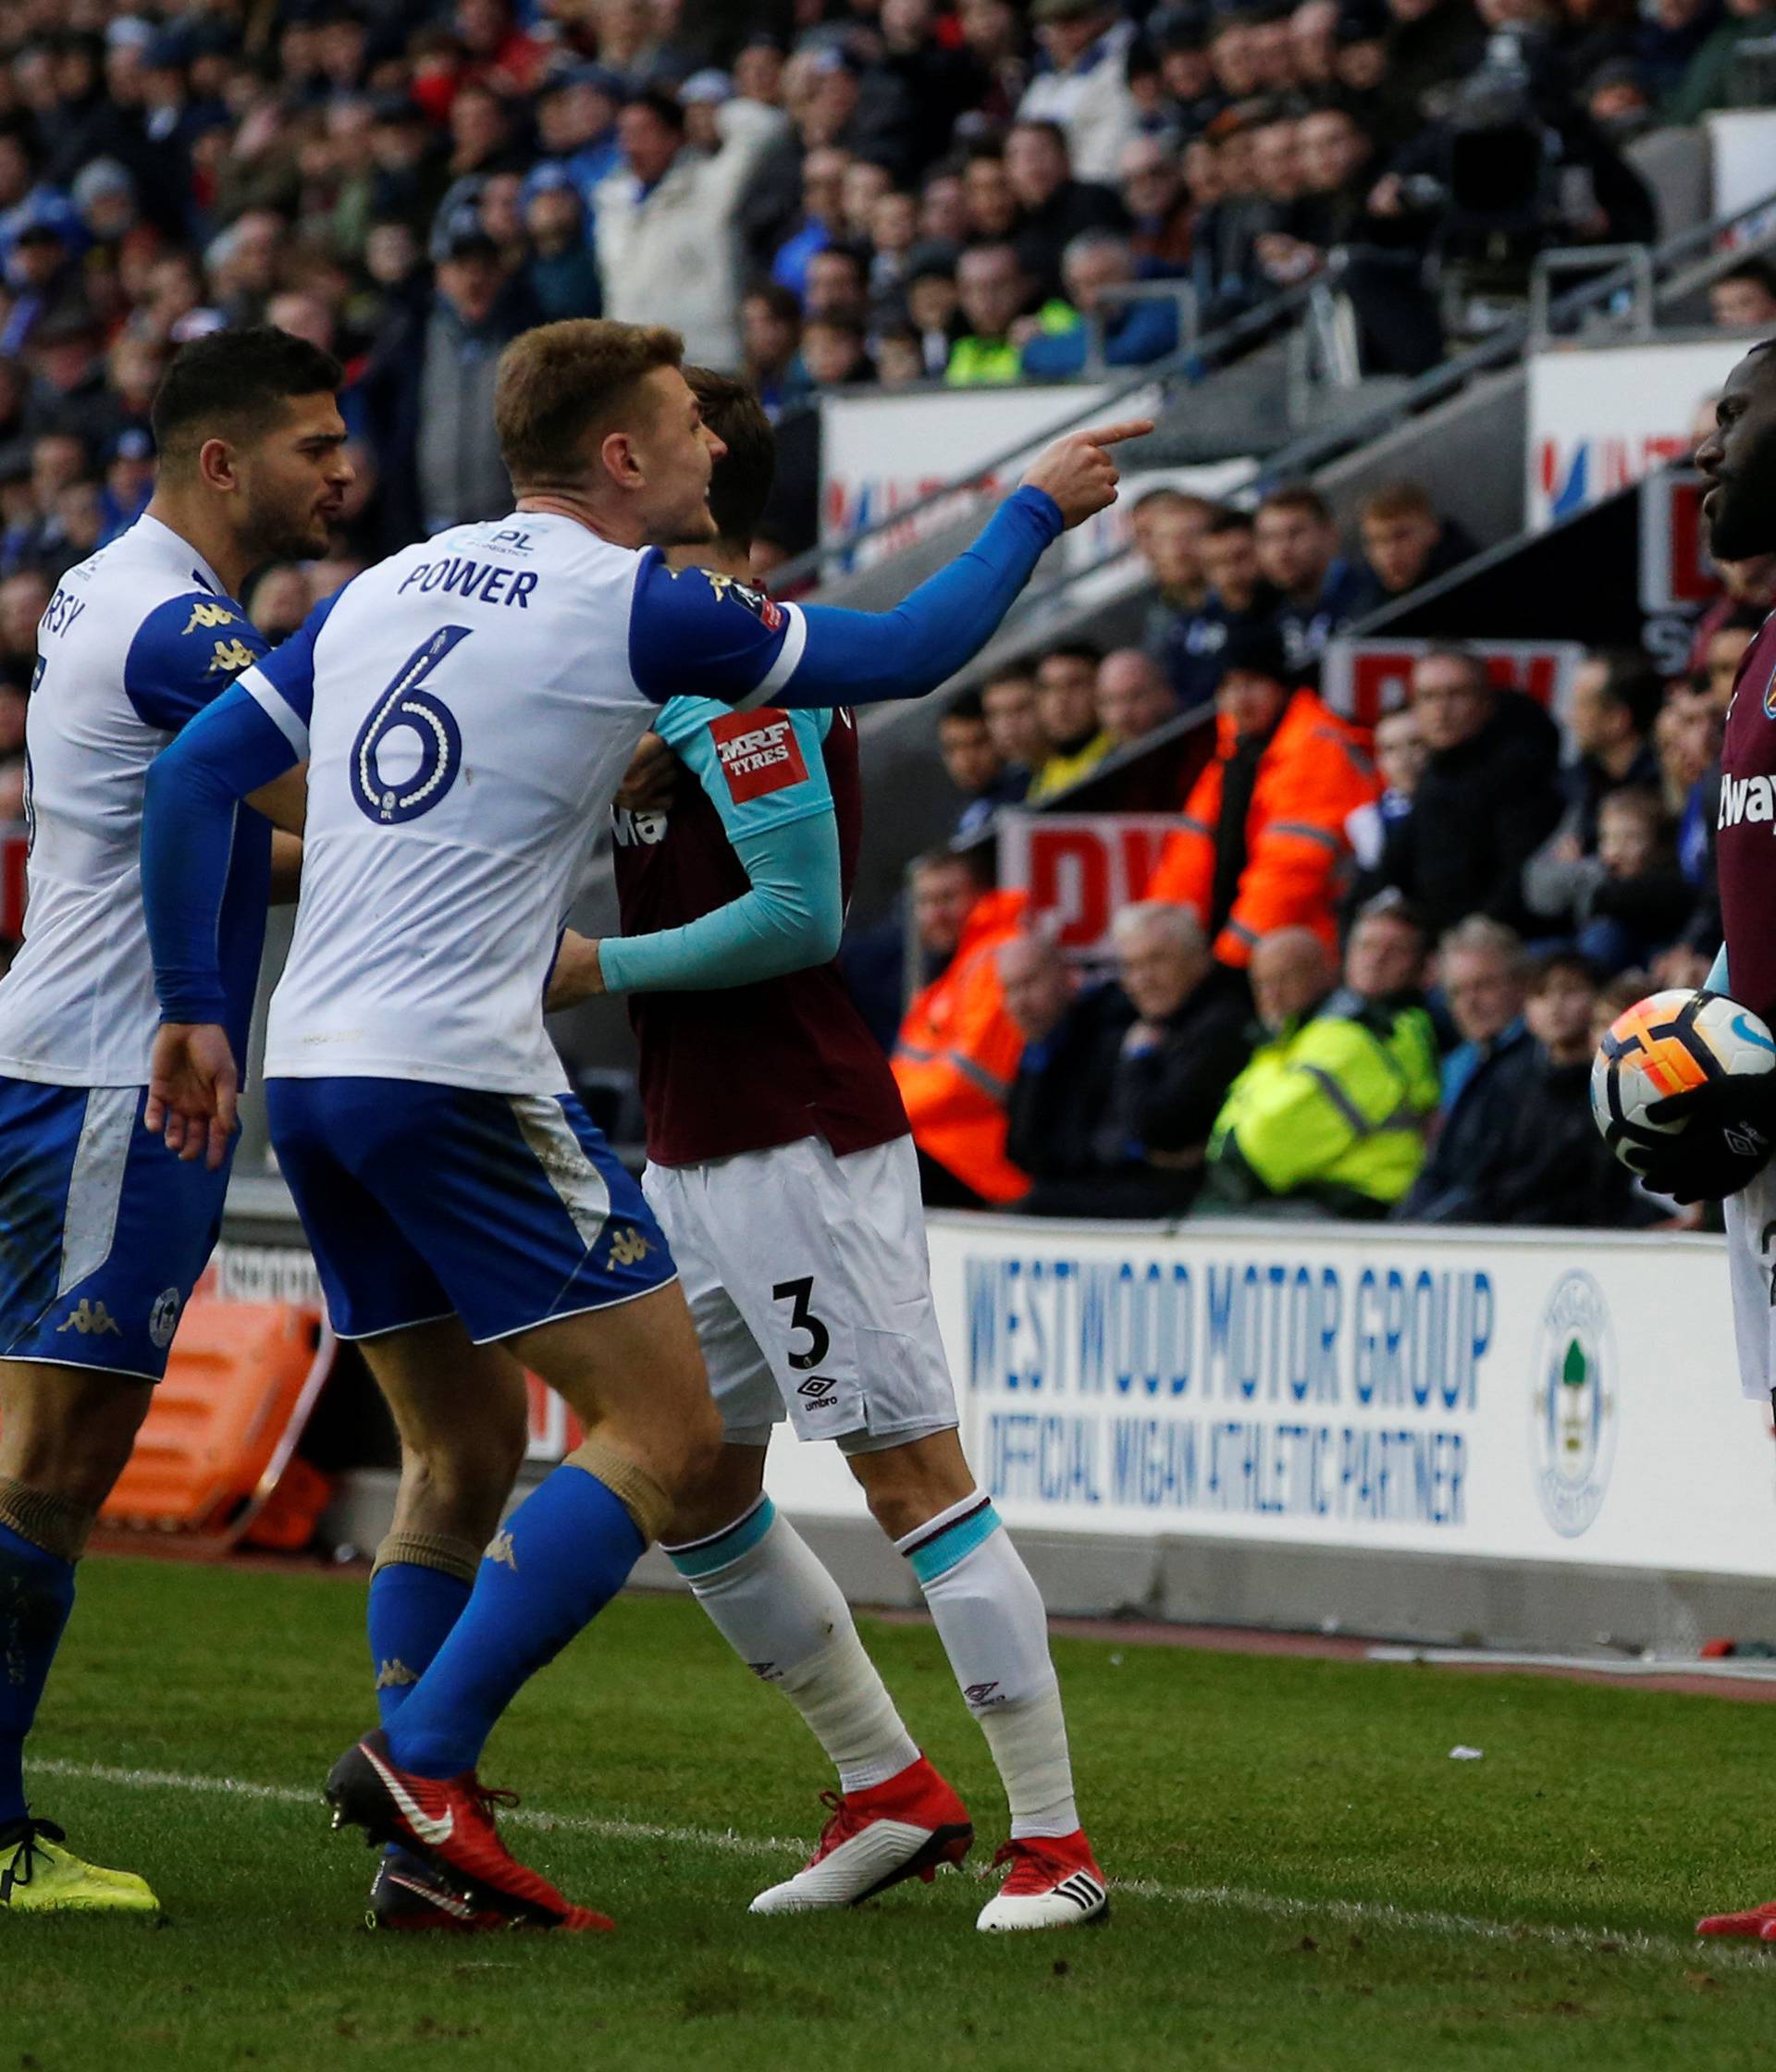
1077, 419, 1156, 449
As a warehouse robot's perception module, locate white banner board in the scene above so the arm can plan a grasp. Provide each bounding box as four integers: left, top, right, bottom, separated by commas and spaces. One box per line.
764, 1215, 1776, 1582
1527, 339, 1744, 531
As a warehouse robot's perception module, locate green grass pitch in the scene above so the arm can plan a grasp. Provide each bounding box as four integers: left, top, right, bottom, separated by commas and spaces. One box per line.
9, 1555, 1776, 2069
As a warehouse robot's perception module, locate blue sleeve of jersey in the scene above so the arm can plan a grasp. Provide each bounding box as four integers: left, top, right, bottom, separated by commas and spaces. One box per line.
122, 593, 267, 733
142, 681, 306, 1025
229, 587, 344, 755
598, 809, 842, 995
626, 486, 1063, 709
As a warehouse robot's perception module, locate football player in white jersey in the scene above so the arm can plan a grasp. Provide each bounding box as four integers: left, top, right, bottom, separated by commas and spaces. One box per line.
139, 317, 1143, 1932
0, 327, 349, 1917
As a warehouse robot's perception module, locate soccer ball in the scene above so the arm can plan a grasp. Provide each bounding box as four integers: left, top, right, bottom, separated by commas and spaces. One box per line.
1591, 988, 1776, 1167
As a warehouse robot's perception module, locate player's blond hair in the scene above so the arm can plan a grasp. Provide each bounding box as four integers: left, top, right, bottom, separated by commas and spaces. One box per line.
493, 319, 684, 490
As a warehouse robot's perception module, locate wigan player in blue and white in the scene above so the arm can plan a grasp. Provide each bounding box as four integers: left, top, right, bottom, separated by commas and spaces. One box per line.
139, 318, 1143, 1930
0, 327, 348, 1917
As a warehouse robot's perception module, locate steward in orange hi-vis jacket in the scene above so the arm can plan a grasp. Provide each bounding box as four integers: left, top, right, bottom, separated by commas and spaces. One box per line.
1143, 629, 1377, 968
893, 885, 1030, 1205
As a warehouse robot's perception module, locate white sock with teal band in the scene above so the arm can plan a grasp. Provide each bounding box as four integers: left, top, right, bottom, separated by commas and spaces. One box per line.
898, 1491, 1080, 1840
666, 1496, 919, 1794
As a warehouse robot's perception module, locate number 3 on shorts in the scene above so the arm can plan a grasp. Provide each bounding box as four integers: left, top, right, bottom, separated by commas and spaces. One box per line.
771, 1276, 831, 1370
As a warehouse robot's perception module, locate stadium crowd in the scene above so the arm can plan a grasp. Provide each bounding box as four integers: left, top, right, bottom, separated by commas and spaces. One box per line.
890, 470, 1750, 1232
0, 0, 1760, 1229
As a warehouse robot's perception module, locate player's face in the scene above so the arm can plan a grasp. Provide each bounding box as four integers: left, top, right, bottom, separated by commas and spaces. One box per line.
237, 391, 352, 561
1696, 350, 1776, 561
629, 365, 726, 549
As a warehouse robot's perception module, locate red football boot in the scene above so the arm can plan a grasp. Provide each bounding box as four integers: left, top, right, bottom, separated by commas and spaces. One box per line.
1696, 1898, 1776, 1938
749, 1755, 973, 1913
327, 1729, 612, 1931
976, 1830, 1109, 1931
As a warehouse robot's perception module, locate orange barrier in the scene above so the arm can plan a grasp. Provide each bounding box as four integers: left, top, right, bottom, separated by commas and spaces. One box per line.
99, 1297, 336, 1553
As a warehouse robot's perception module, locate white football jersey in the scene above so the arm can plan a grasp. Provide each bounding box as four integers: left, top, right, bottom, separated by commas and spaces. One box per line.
253, 514, 684, 1092
0, 515, 269, 1087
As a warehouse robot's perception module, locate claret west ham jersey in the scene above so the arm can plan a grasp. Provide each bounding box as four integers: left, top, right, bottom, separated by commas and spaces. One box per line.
1718, 612, 1776, 1027
611, 697, 908, 1167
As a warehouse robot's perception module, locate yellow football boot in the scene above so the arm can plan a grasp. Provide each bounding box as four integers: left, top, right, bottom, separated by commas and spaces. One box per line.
0, 1818, 161, 1916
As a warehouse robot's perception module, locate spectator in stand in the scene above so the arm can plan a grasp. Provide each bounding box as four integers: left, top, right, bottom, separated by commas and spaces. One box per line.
892, 849, 1030, 1209
414, 225, 529, 536
1426, 951, 1646, 1226
800, 314, 875, 388
1019, 229, 1183, 376
1135, 487, 1215, 660
1160, 507, 1283, 710
1118, 134, 1194, 272
981, 663, 1050, 789
768, 144, 850, 301
1652, 681, 1725, 984
1397, 915, 1533, 1219
1709, 259, 1776, 331
1689, 551, 1776, 676
1362, 646, 1563, 938
1018, 0, 1141, 186
941, 688, 1028, 838
804, 243, 871, 326
741, 283, 812, 416
999, 928, 1117, 1192
1028, 641, 1115, 800
1349, 481, 1478, 616
1006, 903, 1252, 1216
1667, 0, 1776, 120
1573, 785, 1696, 974
1253, 483, 1364, 679
1199, 896, 1440, 1217
244, 564, 314, 645
1096, 648, 1179, 750
593, 85, 787, 370
1004, 117, 1129, 301
905, 241, 965, 374
1523, 648, 1664, 934
1346, 703, 1426, 870
1696, 607, 1763, 715
522, 168, 601, 321
0, 571, 49, 697
1145, 621, 1378, 968
947, 240, 1044, 385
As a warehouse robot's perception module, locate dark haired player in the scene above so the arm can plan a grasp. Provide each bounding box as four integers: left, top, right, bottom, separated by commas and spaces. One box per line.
0, 327, 349, 1914
1622, 341, 1776, 1937
567, 371, 1107, 1931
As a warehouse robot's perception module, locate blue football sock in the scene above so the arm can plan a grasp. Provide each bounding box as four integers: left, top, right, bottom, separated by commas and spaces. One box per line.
384, 1464, 645, 1780
0, 1522, 78, 1828
367, 1563, 473, 1731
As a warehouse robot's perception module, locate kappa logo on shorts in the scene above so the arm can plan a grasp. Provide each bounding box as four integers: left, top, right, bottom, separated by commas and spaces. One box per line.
56, 1299, 121, 1338
609, 1226, 652, 1267
709, 709, 808, 806
375, 1658, 419, 1692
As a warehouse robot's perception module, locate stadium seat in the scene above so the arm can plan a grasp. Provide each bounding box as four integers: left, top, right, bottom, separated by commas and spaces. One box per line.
97, 1297, 336, 1553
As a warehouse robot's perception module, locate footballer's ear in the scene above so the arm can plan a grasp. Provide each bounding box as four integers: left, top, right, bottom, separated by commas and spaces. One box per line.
194, 434, 243, 497
598, 428, 644, 493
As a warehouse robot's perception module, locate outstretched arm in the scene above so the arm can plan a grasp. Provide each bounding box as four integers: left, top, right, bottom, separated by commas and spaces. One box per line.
627, 420, 1151, 714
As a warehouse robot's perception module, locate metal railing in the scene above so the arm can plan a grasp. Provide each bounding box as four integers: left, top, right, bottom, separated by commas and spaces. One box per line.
790, 179, 1776, 621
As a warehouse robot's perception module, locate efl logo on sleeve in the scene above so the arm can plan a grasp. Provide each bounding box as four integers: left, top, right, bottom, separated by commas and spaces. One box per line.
709, 709, 808, 804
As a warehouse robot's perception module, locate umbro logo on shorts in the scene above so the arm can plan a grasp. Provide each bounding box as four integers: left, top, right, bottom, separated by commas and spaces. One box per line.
796, 1375, 837, 1400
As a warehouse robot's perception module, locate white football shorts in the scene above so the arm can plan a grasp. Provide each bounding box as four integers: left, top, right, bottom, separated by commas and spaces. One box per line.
1724, 1161, 1776, 1400
642, 1132, 959, 1451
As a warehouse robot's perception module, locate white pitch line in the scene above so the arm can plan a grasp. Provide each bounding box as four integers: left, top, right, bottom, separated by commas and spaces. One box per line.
26, 1757, 1768, 1970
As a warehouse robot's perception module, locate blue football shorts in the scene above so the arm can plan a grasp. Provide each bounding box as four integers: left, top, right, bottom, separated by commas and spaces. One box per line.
267, 1077, 677, 1344
0, 1076, 230, 1382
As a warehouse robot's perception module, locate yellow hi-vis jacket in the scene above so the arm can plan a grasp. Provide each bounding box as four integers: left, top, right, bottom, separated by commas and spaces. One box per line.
1204, 996, 1440, 1214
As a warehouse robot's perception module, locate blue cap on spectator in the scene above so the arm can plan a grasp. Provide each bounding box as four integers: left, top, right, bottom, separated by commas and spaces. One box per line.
111, 426, 154, 463
105, 16, 155, 51
71, 159, 136, 212
679, 68, 733, 105
540, 61, 626, 101
520, 163, 582, 210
